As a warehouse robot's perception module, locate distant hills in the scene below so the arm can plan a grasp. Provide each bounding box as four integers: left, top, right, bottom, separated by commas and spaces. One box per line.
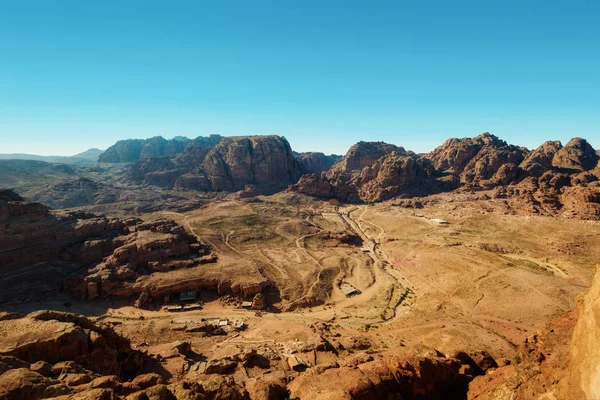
0, 148, 104, 165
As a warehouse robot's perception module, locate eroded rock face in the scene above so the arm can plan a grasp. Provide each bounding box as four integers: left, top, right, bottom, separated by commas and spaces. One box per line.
569, 266, 600, 399
201, 136, 301, 192
0, 311, 142, 377
120, 135, 301, 195
461, 145, 527, 185
0, 193, 128, 301
295, 152, 342, 174
519, 140, 563, 177
427, 132, 506, 175
291, 134, 600, 221
354, 152, 437, 202
0, 191, 218, 302
290, 152, 453, 203
552, 137, 599, 172
125, 135, 223, 188
288, 353, 471, 400
328, 141, 404, 177
469, 267, 600, 400
66, 219, 213, 301
99, 136, 189, 163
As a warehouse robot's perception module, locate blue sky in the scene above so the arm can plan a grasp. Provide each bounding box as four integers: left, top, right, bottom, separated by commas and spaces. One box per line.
0, 0, 599, 155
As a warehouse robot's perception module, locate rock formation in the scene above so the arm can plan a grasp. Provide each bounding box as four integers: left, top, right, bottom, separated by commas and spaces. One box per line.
290, 150, 456, 203
328, 141, 404, 177
121, 135, 302, 195
0, 190, 217, 303
295, 151, 342, 174
469, 266, 600, 400
66, 219, 214, 301
552, 137, 599, 172
519, 140, 563, 177
427, 132, 506, 175
290, 133, 600, 220
200, 135, 301, 192
99, 136, 194, 163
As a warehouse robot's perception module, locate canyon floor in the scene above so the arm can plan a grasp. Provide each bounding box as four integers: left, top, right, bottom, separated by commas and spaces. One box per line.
3, 192, 599, 398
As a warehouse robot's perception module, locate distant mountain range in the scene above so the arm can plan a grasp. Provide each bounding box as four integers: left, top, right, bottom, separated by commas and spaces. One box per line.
0, 148, 104, 165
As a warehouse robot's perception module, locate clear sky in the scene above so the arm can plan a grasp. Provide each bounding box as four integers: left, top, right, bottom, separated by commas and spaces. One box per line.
1, 0, 599, 156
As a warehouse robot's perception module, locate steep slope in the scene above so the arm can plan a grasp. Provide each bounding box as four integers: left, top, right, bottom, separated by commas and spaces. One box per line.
327, 141, 404, 177
200, 135, 301, 191
552, 137, 599, 172
295, 151, 342, 174
0, 190, 213, 302
469, 266, 600, 400
99, 136, 211, 163
125, 135, 302, 194
291, 133, 600, 220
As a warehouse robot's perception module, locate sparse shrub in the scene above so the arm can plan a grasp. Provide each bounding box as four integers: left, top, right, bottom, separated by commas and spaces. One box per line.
513, 353, 522, 365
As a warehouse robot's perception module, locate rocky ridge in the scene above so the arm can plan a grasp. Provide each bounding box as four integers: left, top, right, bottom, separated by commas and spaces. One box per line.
291, 133, 600, 219
99, 135, 222, 164
124, 135, 303, 195
0, 309, 500, 400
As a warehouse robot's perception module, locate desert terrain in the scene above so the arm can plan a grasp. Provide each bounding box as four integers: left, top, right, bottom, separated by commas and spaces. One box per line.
1, 133, 600, 399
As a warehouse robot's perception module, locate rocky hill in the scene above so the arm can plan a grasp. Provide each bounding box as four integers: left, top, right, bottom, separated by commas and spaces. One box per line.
199, 135, 301, 192
291, 133, 600, 219
0, 190, 214, 303
99, 135, 223, 163
328, 141, 404, 177
294, 151, 342, 174
290, 142, 457, 203
124, 135, 303, 195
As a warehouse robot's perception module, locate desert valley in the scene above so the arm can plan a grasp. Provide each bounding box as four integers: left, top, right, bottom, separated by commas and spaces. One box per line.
0, 133, 599, 399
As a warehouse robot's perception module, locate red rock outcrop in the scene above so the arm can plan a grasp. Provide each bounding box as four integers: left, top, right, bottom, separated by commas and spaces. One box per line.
0, 311, 143, 378
295, 152, 342, 174
287, 351, 483, 399
552, 137, 599, 172
327, 141, 404, 177
291, 134, 600, 220
469, 266, 600, 400
428, 132, 506, 175
0, 191, 218, 302
66, 219, 213, 301
99, 135, 216, 163
290, 152, 455, 203
201, 135, 301, 192
519, 140, 563, 177
122, 135, 302, 194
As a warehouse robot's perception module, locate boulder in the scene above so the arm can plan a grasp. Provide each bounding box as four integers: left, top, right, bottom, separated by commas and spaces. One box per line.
0, 368, 60, 400
132, 373, 165, 389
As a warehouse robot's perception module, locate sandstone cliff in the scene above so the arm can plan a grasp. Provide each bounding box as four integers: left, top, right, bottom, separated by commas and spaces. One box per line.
327, 141, 404, 177
0, 190, 219, 303
568, 266, 600, 399
291, 133, 600, 220
200, 135, 301, 192
295, 151, 342, 174
99, 135, 223, 163
122, 135, 302, 194
469, 266, 600, 400
100, 136, 185, 163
